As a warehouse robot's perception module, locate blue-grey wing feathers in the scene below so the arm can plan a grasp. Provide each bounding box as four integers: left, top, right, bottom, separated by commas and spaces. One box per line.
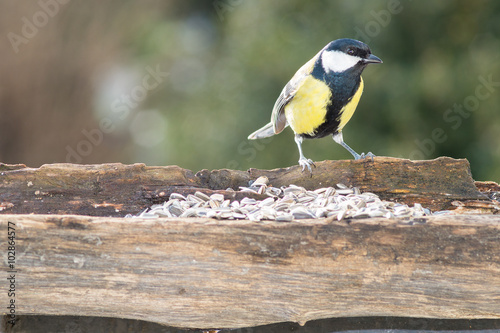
248, 49, 322, 140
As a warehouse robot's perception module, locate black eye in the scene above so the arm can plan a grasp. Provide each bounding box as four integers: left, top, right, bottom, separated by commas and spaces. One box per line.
347, 48, 355, 55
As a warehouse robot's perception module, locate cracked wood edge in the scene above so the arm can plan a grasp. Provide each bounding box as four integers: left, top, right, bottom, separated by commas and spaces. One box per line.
0, 214, 499, 328
0, 157, 494, 217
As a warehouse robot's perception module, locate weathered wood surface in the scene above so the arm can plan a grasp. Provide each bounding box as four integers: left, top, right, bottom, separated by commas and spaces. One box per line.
0, 157, 495, 217
1, 214, 499, 329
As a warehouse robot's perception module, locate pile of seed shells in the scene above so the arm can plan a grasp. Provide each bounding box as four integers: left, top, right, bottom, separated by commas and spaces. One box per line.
128, 176, 432, 221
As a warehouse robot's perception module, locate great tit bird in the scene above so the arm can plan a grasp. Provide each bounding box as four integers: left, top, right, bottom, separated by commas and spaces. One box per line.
248, 38, 382, 172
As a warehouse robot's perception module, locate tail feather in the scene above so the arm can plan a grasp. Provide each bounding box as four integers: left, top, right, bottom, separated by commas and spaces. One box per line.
248, 122, 276, 140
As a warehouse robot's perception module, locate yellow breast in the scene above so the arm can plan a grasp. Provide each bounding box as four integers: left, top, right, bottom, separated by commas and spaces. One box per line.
284, 76, 331, 136
337, 77, 364, 131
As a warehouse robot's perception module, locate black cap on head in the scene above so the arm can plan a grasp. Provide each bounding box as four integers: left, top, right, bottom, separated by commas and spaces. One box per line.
326, 38, 382, 63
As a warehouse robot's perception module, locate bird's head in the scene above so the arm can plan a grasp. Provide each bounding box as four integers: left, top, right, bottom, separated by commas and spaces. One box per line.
320, 38, 382, 73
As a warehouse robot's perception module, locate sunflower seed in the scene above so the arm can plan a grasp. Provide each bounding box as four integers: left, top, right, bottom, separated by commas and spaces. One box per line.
353, 210, 370, 218
337, 189, 354, 195
169, 193, 186, 200
257, 185, 267, 195
314, 187, 328, 194
210, 193, 224, 202
289, 203, 307, 211
195, 209, 208, 217
247, 213, 261, 221
155, 209, 172, 217
368, 210, 385, 218
298, 195, 315, 204
280, 196, 296, 204
432, 210, 453, 215
195, 191, 210, 201
324, 187, 336, 197
180, 208, 197, 218
259, 197, 275, 207
220, 211, 234, 219
252, 176, 269, 187
241, 197, 258, 205
232, 212, 247, 219
291, 207, 315, 219
239, 186, 259, 194
169, 205, 184, 217
187, 194, 204, 203
276, 213, 294, 222
265, 187, 282, 197
130, 183, 434, 222
315, 208, 329, 218
233, 207, 247, 215
283, 185, 305, 195
354, 199, 366, 209
274, 202, 290, 211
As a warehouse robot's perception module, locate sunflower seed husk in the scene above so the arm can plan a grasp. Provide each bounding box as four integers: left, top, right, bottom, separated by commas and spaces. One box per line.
206, 210, 218, 219
247, 213, 261, 221
239, 187, 258, 194
241, 197, 257, 205
337, 189, 354, 195
130, 183, 433, 222
283, 185, 305, 195
259, 197, 275, 207
194, 191, 210, 201
353, 210, 371, 218
187, 194, 204, 203
298, 195, 315, 204
265, 187, 282, 197
368, 210, 385, 218
274, 203, 291, 211
252, 176, 269, 187
232, 212, 247, 219
220, 211, 234, 219
291, 207, 315, 219
276, 213, 294, 222
169, 193, 186, 200
180, 208, 197, 218
210, 193, 225, 202
154, 209, 172, 218
324, 187, 336, 197
314, 187, 328, 194
169, 205, 184, 217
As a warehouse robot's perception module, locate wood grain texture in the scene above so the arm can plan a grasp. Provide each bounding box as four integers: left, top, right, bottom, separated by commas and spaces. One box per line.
1, 214, 499, 329
0, 157, 494, 217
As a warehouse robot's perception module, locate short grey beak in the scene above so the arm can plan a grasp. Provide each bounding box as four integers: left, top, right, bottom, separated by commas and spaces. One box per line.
364, 54, 383, 64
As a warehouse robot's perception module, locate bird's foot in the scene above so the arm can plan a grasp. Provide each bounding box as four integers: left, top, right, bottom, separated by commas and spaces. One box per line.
354, 152, 375, 161
298, 158, 316, 173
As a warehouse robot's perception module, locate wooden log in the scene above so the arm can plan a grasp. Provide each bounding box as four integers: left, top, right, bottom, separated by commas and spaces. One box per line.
1, 214, 499, 329
0, 157, 493, 217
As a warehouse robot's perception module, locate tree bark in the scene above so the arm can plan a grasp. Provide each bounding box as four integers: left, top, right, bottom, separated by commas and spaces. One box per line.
1, 214, 499, 329
1, 157, 499, 329
0, 157, 496, 217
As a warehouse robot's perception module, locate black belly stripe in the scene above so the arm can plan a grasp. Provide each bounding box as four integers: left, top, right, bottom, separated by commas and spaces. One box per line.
302, 76, 361, 139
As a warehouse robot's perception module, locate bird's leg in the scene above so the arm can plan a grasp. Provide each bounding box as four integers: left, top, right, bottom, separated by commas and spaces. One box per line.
332, 132, 374, 160
294, 134, 315, 172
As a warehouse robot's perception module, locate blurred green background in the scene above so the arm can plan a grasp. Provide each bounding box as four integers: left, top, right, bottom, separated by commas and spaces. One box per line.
1, 0, 499, 181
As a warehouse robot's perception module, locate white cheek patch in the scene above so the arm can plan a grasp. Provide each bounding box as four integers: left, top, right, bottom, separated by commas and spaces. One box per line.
321, 50, 361, 73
